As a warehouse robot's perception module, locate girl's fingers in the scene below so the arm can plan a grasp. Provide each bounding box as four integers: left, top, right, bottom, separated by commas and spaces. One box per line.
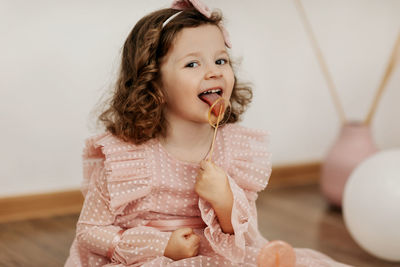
192, 245, 199, 256
195, 172, 202, 183
199, 160, 207, 170
192, 233, 201, 242
186, 233, 200, 244
200, 159, 213, 170
179, 227, 193, 237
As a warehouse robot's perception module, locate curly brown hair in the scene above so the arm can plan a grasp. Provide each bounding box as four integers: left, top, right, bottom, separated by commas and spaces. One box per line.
99, 8, 253, 145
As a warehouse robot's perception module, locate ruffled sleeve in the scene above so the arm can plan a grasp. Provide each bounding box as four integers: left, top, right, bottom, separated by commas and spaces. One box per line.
199, 124, 271, 263
82, 132, 157, 215
76, 133, 172, 265
226, 125, 271, 193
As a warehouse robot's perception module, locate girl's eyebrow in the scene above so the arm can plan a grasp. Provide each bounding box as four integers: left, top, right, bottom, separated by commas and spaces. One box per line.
177, 52, 201, 63
177, 50, 228, 63
217, 50, 229, 56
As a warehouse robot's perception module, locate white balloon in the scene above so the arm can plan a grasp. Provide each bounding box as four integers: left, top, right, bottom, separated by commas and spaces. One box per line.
343, 149, 400, 262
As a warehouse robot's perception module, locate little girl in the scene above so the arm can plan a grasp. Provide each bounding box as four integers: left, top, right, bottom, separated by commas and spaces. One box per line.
65, 1, 351, 266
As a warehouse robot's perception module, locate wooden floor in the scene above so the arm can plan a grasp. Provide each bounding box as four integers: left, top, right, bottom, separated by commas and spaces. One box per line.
0, 185, 398, 267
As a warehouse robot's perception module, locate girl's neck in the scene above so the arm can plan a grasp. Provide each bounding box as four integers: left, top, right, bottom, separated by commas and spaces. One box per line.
159, 114, 214, 163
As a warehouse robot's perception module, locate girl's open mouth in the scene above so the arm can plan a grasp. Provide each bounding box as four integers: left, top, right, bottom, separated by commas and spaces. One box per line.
198, 88, 224, 116
198, 88, 222, 106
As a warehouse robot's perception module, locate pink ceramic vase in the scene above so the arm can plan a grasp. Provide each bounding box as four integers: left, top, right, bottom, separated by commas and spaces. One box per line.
321, 122, 378, 207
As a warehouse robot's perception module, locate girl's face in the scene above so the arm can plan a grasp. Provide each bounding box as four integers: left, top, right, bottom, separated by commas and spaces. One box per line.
160, 24, 234, 125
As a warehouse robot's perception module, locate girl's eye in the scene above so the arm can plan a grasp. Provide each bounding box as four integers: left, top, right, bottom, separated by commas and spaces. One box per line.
216, 58, 228, 65
185, 62, 199, 68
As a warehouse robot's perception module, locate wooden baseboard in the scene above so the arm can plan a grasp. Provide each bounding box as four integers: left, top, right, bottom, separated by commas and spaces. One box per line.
0, 162, 321, 223
268, 162, 321, 188
0, 190, 84, 223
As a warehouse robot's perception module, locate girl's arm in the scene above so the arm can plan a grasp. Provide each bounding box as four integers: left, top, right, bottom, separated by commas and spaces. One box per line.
76, 165, 172, 264
209, 185, 234, 234
195, 160, 234, 234
196, 160, 266, 264
195, 125, 271, 264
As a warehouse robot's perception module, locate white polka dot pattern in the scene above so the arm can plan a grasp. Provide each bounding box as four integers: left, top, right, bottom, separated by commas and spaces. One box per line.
65, 124, 349, 267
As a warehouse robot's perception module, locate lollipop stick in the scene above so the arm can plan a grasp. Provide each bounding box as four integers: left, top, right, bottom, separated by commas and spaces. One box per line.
208, 104, 224, 162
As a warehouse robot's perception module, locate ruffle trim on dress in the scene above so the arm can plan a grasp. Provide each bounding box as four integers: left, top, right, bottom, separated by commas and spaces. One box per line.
82, 132, 152, 215
197, 124, 271, 263
223, 124, 272, 193
199, 174, 251, 263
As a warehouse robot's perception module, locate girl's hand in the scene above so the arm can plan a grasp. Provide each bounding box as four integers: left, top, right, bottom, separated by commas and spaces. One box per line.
164, 228, 200, 261
195, 160, 231, 207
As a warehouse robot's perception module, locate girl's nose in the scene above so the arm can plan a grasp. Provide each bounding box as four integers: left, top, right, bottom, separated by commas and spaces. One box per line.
205, 64, 222, 79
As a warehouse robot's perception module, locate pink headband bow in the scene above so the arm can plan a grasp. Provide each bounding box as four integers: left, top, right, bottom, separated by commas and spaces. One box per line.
164, 0, 232, 48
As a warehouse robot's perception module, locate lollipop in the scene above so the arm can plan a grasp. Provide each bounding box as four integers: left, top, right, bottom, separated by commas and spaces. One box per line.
257, 240, 296, 267
207, 97, 231, 127
205, 97, 230, 161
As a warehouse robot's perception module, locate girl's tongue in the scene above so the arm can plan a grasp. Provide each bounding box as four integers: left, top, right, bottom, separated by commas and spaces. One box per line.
199, 93, 224, 117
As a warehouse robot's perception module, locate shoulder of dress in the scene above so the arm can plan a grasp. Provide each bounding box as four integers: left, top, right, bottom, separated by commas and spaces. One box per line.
221, 123, 269, 146
83, 132, 153, 159
83, 132, 155, 215
85, 132, 144, 154
222, 123, 271, 192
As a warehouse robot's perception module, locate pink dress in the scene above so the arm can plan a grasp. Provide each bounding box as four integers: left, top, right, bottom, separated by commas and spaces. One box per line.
65, 124, 350, 267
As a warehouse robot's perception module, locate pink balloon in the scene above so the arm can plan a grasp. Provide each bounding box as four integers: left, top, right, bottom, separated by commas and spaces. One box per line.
257, 240, 296, 267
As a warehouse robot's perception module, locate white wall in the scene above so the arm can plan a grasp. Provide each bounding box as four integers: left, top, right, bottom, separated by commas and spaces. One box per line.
1, 0, 399, 197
